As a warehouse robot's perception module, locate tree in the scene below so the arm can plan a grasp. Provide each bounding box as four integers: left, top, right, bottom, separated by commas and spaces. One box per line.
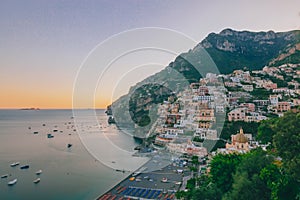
177, 175, 222, 200
179, 110, 300, 199
221, 120, 260, 141
224, 149, 274, 200
236, 149, 273, 178
191, 155, 199, 165
223, 172, 266, 200
257, 118, 277, 145
259, 164, 285, 200
190, 182, 222, 200
271, 111, 300, 199
273, 111, 300, 181
209, 153, 242, 193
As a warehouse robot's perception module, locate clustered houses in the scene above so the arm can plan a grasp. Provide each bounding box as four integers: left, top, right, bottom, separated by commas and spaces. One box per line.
167, 141, 208, 157
224, 64, 300, 121
151, 64, 299, 157
152, 73, 228, 157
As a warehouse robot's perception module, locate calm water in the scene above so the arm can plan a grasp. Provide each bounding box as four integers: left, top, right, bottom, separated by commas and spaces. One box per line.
0, 109, 141, 200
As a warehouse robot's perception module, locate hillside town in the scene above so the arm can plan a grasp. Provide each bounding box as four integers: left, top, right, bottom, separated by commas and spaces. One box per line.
100, 63, 300, 200
150, 63, 300, 156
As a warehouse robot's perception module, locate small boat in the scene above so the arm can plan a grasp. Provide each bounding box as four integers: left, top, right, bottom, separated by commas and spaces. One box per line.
7, 178, 17, 186
35, 170, 42, 175
33, 178, 41, 184
20, 164, 29, 169
10, 162, 20, 167
67, 144, 72, 148
1, 174, 9, 178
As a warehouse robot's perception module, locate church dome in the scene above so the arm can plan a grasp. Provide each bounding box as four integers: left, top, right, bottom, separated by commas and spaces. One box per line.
235, 128, 248, 143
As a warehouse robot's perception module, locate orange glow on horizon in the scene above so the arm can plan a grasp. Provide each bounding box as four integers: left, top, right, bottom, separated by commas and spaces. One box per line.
0, 86, 111, 109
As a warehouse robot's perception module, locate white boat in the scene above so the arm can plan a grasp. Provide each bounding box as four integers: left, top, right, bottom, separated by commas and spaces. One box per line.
10, 162, 20, 167
35, 170, 42, 175
8, 178, 17, 186
1, 174, 9, 178
33, 178, 41, 184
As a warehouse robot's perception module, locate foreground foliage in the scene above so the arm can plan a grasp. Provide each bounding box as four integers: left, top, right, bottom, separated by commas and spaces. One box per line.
177, 110, 300, 200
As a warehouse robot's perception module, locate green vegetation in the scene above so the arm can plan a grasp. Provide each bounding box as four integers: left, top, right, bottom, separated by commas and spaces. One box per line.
264, 74, 288, 87
192, 136, 204, 143
128, 84, 175, 127
273, 111, 300, 181
272, 50, 300, 67
220, 120, 260, 141
203, 30, 300, 74
225, 86, 242, 92
250, 88, 272, 100
178, 110, 300, 199
210, 153, 243, 194
257, 118, 277, 145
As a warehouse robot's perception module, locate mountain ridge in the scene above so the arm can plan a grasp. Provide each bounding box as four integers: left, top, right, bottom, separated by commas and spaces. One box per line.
199, 28, 300, 73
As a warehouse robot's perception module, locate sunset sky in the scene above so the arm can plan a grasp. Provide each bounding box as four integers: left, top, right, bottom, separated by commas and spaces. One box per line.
1, 0, 300, 109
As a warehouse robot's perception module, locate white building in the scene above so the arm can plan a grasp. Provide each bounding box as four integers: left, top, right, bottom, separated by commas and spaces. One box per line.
195, 128, 218, 140
269, 95, 279, 106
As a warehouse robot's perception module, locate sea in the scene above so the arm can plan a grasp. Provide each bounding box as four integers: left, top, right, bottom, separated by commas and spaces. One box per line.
0, 109, 145, 200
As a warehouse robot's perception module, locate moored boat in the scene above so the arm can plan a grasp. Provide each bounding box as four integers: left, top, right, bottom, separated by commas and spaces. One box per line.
35, 170, 42, 175
20, 164, 29, 169
1, 174, 9, 178
33, 178, 41, 184
7, 178, 17, 186
10, 162, 20, 167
